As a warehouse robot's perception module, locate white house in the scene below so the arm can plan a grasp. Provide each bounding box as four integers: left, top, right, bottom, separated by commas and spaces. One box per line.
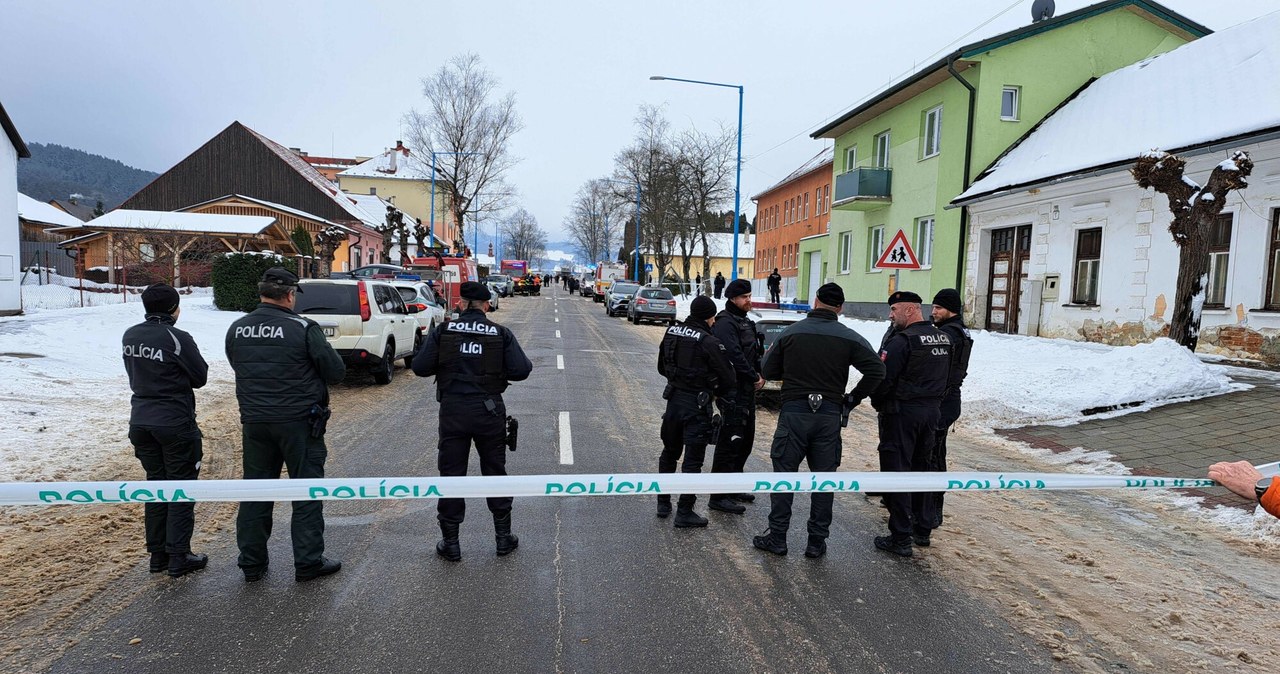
951, 11, 1280, 361
1, 101, 31, 315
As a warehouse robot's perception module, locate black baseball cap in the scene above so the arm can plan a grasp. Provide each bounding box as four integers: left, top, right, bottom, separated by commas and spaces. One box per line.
262, 267, 303, 293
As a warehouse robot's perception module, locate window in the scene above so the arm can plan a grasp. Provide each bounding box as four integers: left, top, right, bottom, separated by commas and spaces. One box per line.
838, 231, 852, 274
1267, 210, 1280, 309
922, 105, 942, 158
1206, 213, 1233, 307
915, 217, 935, 267
823, 184, 830, 213
369, 187, 377, 195
1001, 86, 1020, 121
815, 188, 821, 217
803, 193, 809, 220
1072, 227, 1102, 305
873, 131, 891, 168
868, 226, 885, 271
139, 243, 157, 262
844, 146, 857, 173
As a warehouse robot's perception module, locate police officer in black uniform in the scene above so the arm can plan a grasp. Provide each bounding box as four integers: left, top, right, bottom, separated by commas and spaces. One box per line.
412, 281, 532, 561
753, 283, 884, 558
656, 295, 737, 527
123, 284, 210, 578
226, 268, 346, 582
708, 279, 764, 515
928, 288, 972, 529
871, 290, 951, 557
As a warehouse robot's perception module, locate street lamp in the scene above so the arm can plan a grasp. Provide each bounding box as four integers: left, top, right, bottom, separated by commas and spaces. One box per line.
429, 150, 482, 250
650, 75, 744, 280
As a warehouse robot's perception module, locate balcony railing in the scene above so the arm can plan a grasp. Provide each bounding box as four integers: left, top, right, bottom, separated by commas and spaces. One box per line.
833, 167, 892, 211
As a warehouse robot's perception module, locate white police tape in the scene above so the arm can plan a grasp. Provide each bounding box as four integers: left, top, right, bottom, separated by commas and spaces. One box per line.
0, 471, 1225, 506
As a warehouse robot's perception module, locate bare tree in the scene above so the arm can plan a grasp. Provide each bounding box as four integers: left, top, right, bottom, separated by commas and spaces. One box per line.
403, 53, 523, 246
614, 105, 685, 283
674, 125, 735, 284
1132, 150, 1253, 350
111, 230, 223, 287
565, 179, 626, 264
500, 207, 547, 263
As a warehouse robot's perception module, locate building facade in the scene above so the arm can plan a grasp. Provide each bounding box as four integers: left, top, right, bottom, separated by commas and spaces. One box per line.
336, 141, 458, 248
1, 101, 30, 315
752, 147, 832, 303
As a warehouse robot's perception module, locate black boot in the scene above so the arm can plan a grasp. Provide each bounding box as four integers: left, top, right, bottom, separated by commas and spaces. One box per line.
752, 529, 788, 556
673, 500, 707, 528
731, 493, 755, 503
708, 496, 746, 514
167, 552, 208, 578
149, 552, 169, 573
436, 521, 462, 561
295, 557, 342, 582
804, 536, 827, 559
494, 513, 519, 556
874, 535, 913, 557
655, 495, 672, 518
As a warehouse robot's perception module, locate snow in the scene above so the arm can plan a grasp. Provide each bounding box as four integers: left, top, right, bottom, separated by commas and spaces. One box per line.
957, 10, 1280, 203
182, 195, 350, 230
336, 148, 431, 181
72, 209, 276, 235
17, 193, 84, 228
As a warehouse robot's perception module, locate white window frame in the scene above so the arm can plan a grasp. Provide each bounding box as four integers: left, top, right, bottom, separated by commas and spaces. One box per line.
823, 184, 830, 213
922, 105, 942, 159
1001, 86, 1020, 121
804, 193, 809, 220
873, 131, 891, 168
838, 231, 852, 274
867, 226, 885, 272
844, 146, 857, 173
915, 216, 935, 268
1206, 212, 1233, 307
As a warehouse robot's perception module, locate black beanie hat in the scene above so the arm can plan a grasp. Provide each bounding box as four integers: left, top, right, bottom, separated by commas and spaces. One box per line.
460, 281, 492, 301
888, 290, 923, 306
690, 296, 717, 321
725, 278, 752, 299
816, 282, 844, 306
142, 283, 180, 315
932, 288, 963, 314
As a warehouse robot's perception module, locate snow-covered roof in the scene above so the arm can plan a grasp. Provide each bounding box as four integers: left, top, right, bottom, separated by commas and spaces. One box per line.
17, 193, 85, 228
476, 253, 497, 266
337, 148, 432, 181
64, 209, 277, 235
180, 194, 353, 231
752, 147, 834, 200
955, 11, 1280, 204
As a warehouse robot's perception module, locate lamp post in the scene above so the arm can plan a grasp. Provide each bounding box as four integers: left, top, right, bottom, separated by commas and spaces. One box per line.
429, 150, 482, 250
601, 179, 643, 282
650, 75, 744, 280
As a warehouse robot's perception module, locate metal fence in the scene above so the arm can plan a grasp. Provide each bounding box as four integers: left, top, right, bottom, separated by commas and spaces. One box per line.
18, 242, 77, 277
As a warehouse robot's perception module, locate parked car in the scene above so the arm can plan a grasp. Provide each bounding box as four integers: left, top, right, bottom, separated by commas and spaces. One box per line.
579, 273, 594, 297
295, 279, 419, 385
627, 287, 677, 325
750, 309, 806, 399
392, 281, 447, 355
329, 264, 407, 280
486, 274, 513, 297
604, 281, 641, 317
485, 281, 503, 310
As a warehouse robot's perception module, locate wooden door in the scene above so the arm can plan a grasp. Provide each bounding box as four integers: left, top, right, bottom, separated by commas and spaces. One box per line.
986, 225, 1031, 333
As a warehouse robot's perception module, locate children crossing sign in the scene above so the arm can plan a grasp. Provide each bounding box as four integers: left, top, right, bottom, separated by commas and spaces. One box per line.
875, 229, 921, 270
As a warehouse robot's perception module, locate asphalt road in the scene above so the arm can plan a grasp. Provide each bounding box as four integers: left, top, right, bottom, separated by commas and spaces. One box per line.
47, 284, 1065, 673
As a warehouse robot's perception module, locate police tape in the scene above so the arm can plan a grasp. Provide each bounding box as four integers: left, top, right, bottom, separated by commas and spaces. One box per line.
0, 471, 1228, 506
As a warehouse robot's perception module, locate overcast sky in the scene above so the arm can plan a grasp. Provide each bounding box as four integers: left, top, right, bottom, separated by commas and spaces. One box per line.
3, 0, 1274, 241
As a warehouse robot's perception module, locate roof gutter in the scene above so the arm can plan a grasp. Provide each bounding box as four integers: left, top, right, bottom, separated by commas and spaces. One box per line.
947, 54, 977, 290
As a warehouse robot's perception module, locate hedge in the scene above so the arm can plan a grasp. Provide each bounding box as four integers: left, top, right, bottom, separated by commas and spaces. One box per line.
211, 253, 297, 312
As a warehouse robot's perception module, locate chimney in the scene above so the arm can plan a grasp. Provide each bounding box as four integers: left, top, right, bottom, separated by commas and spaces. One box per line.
388, 146, 398, 173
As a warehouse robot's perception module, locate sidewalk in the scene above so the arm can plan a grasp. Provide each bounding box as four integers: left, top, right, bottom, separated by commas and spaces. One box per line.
998, 372, 1279, 510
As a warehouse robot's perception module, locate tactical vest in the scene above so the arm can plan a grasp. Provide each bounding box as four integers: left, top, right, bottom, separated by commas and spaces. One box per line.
437, 316, 507, 395
937, 318, 973, 394
717, 309, 761, 378
227, 305, 326, 423
892, 322, 952, 403
662, 322, 715, 393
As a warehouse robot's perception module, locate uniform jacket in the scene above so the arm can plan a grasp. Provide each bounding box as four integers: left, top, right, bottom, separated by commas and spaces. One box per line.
872, 320, 951, 411
712, 303, 760, 387
761, 308, 884, 405
225, 303, 345, 424
767, 272, 782, 290
412, 308, 532, 399
122, 313, 209, 427
658, 318, 737, 400
934, 314, 972, 398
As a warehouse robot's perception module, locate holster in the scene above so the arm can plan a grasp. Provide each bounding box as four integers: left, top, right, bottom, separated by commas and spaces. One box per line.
662, 383, 674, 401
505, 416, 519, 452
308, 404, 331, 438
709, 413, 723, 445
840, 393, 859, 428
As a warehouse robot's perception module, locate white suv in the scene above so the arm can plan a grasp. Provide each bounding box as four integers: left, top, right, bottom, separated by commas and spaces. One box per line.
296, 279, 419, 385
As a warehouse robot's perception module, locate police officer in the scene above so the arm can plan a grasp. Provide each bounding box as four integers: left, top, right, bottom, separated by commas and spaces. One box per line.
123, 283, 210, 578
708, 279, 764, 515
657, 295, 737, 527
412, 281, 532, 561
928, 288, 972, 529
226, 268, 346, 583
753, 283, 884, 558
767, 268, 782, 304
870, 291, 951, 557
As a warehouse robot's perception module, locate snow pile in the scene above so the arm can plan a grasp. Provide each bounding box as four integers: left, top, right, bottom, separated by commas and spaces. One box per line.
0, 296, 237, 482
19, 271, 212, 313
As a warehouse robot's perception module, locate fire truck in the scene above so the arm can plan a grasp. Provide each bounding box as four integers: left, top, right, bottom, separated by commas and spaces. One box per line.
593, 262, 627, 302
405, 251, 479, 308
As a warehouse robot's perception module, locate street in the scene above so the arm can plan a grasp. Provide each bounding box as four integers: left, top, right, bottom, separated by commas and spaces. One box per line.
37, 285, 1070, 673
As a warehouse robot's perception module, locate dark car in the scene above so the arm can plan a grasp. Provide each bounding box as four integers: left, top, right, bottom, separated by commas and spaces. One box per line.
627, 287, 677, 326
330, 264, 407, 280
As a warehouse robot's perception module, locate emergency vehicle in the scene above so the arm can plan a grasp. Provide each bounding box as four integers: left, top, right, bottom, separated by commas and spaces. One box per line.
405, 251, 479, 309
593, 262, 627, 302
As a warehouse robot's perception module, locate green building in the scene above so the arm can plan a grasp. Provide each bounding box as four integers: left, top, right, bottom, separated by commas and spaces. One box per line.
802, 0, 1208, 320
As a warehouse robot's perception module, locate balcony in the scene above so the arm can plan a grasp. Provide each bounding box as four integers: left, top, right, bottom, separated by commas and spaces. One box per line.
833, 167, 892, 211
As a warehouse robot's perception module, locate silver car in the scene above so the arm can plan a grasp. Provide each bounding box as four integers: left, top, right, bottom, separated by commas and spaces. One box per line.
605, 281, 641, 317
628, 287, 677, 325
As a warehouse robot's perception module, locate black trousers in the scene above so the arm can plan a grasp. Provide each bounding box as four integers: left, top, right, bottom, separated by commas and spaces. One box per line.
130, 422, 202, 554
927, 395, 962, 528
767, 400, 842, 539
710, 384, 756, 498
877, 404, 940, 541
769, 288, 780, 303
437, 396, 511, 524
658, 391, 712, 507
236, 420, 327, 572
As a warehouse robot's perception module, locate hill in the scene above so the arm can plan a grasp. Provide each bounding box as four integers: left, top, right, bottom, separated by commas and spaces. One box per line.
16, 142, 158, 210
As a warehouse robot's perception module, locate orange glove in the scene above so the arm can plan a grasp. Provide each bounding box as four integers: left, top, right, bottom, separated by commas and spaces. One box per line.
1262, 480, 1280, 519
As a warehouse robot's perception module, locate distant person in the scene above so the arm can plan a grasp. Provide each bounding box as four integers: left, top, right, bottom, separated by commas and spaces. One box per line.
753, 284, 885, 558
767, 268, 782, 304
927, 288, 972, 530
713, 272, 726, 299
1208, 461, 1278, 518
695, 273, 703, 297
226, 268, 346, 583
123, 284, 209, 578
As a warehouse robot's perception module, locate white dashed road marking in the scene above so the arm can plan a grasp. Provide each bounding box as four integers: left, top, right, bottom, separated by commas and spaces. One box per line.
556, 355, 564, 369
556, 330, 561, 338
558, 411, 574, 464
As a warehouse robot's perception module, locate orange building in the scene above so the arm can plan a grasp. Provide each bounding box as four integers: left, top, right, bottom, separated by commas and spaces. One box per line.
751, 147, 833, 286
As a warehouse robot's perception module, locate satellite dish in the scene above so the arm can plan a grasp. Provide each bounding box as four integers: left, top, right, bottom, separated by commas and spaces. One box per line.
1032, 0, 1055, 22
